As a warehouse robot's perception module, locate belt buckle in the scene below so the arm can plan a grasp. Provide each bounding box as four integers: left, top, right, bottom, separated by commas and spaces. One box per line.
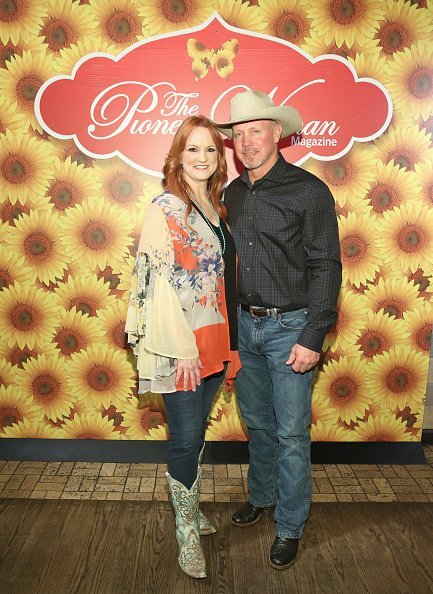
249, 305, 263, 317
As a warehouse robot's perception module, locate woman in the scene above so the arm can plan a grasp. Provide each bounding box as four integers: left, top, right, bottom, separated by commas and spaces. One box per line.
126, 115, 238, 579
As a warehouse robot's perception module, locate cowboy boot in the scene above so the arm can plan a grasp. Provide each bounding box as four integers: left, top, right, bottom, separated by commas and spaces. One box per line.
197, 444, 217, 536
166, 470, 207, 579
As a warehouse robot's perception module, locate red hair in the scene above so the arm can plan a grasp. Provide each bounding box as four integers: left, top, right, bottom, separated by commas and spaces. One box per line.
162, 115, 228, 222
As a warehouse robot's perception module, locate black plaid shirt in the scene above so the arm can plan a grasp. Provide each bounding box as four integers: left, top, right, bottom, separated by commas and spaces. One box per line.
224, 153, 342, 353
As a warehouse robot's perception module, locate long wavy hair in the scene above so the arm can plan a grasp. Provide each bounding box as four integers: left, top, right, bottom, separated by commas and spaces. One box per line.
162, 115, 228, 222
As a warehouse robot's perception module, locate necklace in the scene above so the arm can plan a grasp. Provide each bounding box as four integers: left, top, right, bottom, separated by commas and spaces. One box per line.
185, 188, 226, 255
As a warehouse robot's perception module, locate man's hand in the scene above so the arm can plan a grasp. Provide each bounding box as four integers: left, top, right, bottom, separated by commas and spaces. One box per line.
286, 344, 320, 373
176, 357, 204, 391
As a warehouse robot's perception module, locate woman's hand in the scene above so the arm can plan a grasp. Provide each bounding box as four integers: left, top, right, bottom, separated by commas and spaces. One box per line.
176, 357, 204, 392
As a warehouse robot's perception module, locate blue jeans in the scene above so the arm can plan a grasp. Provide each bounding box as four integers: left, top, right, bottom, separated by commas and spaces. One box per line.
236, 308, 313, 539
163, 366, 226, 489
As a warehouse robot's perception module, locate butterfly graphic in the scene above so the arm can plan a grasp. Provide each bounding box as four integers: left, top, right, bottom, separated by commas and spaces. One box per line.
187, 38, 239, 81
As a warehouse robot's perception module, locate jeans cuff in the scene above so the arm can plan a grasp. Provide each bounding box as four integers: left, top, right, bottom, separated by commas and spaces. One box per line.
276, 531, 302, 540
250, 499, 275, 508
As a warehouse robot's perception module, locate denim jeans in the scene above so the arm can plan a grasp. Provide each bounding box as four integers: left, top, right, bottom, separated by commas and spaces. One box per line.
163, 366, 226, 489
236, 308, 313, 539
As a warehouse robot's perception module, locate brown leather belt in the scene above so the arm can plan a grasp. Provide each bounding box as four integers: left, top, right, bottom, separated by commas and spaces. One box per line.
240, 303, 291, 317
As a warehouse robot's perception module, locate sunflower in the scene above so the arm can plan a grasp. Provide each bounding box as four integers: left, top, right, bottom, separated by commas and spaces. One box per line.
0, 384, 43, 432
414, 158, 433, 209
143, 423, 169, 440
0, 130, 54, 205
5, 210, 68, 285
191, 58, 209, 81
59, 199, 133, 270
366, 161, 421, 218
15, 353, 72, 421
376, 203, 433, 274
357, 308, 410, 361
0, 282, 60, 349
90, 0, 143, 51
0, 358, 14, 388
0, 339, 59, 369
209, 48, 235, 79
205, 413, 248, 441
96, 301, 128, 350
46, 157, 101, 214
0, 34, 47, 69
0, 200, 28, 229
0, 190, 53, 227
402, 301, 433, 354
318, 341, 361, 369
0, 49, 54, 132
303, 144, 378, 207
86, 262, 126, 298
187, 38, 213, 62
0, 248, 35, 293
0, 0, 47, 45
301, 34, 380, 60
406, 267, 433, 300
366, 346, 427, 412
124, 402, 166, 439
418, 114, 433, 146
314, 356, 371, 424
38, 0, 96, 56
374, 0, 432, 59
53, 36, 117, 75
311, 419, 352, 441
48, 137, 94, 168
52, 307, 105, 358
386, 42, 433, 121
364, 276, 424, 320
311, 394, 335, 426
139, 0, 214, 36
338, 212, 380, 288
353, 412, 413, 442
67, 398, 96, 420
374, 123, 432, 171
66, 344, 135, 409
92, 159, 147, 211
2, 417, 59, 438
0, 97, 27, 134
260, 0, 311, 45
348, 53, 388, 87
59, 412, 118, 439
322, 289, 367, 352
213, 0, 266, 33
54, 274, 116, 316
209, 392, 242, 421
101, 402, 127, 434
307, 0, 384, 48
136, 390, 165, 412
116, 254, 135, 292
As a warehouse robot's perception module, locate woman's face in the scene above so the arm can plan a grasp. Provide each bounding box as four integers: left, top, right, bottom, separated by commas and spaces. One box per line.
181, 126, 218, 188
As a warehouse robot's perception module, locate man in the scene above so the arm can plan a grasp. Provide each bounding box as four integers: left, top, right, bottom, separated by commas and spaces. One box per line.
213, 90, 341, 569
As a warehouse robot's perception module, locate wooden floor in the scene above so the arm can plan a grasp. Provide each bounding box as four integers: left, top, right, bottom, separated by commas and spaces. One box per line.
1, 499, 432, 594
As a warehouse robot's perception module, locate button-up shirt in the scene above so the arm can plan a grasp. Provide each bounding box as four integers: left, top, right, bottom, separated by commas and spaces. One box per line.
224, 153, 342, 352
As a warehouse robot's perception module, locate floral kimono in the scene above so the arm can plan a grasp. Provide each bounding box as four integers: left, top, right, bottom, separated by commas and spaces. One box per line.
126, 191, 233, 393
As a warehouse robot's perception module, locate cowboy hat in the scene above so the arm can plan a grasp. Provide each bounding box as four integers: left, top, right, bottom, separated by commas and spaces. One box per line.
213, 89, 302, 138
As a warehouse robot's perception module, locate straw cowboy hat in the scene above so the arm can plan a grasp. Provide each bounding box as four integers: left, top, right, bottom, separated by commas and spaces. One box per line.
213, 89, 302, 139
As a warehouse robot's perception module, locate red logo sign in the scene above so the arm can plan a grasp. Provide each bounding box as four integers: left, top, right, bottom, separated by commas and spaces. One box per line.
35, 14, 392, 180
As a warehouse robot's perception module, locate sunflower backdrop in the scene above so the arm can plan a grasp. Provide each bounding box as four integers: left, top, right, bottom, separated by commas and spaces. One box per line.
0, 0, 432, 445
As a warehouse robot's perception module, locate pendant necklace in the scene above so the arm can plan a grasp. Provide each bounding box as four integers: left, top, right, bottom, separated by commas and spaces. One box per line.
185, 187, 226, 255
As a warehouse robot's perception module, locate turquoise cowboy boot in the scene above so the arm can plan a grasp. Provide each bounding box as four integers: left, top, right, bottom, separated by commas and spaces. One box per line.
166, 470, 207, 579
198, 444, 217, 535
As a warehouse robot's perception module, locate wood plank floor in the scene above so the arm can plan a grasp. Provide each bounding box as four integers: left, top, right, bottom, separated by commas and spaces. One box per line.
0, 500, 432, 594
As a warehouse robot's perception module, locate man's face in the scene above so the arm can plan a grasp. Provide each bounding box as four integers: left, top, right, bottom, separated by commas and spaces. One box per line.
232, 120, 281, 176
